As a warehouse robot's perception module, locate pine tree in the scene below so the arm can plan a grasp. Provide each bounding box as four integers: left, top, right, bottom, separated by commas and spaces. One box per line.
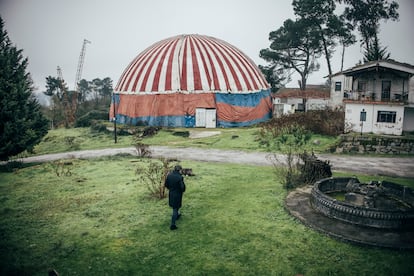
0, 17, 48, 160
363, 36, 390, 62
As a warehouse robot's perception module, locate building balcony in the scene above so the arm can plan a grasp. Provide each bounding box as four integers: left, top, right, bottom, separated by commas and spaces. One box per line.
343, 90, 409, 105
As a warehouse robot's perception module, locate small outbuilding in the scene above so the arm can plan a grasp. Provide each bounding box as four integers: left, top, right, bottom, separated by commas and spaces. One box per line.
273, 85, 330, 115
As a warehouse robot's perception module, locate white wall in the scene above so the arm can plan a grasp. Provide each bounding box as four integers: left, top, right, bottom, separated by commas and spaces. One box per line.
307, 99, 330, 110
409, 77, 414, 104
274, 97, 303, 110
345, 103, 405, 135
273, 103, 294, 118
330, 74, 352, 108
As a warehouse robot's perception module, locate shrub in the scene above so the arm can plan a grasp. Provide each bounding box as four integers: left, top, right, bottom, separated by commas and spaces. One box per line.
63, 136, 80, 150
259, 109, 344, 139
136, 158, 175, 199
266, 125, 312, 189
75, 110, 109, 127
90, 121, 108, 133
132, 128, 157, 158
135, 142, 152, 158
134, 126, 161, 138
264, 124, 332, 189
51, 160, 74, 176
269, 150, 332, 189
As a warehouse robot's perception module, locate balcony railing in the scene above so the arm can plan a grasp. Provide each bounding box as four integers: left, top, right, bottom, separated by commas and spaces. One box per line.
343, 90, 409, 104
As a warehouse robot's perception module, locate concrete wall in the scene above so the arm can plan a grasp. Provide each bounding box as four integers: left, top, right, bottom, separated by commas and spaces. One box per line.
330, 74, 350, 107
345, 103, 405, 135
275, 97, 329, 111
273, 102, 294, 118
307, 99, 330, 110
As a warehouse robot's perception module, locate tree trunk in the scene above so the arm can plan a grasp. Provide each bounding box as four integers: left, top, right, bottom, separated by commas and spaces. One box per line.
319, 28, 332, 82
341, 42, 345, 71
301, 74, 307, 91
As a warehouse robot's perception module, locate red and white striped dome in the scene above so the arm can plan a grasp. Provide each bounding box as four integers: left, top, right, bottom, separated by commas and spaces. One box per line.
115, 34, 269, 93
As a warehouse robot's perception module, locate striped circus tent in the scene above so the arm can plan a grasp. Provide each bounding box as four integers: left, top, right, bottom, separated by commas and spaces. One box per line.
110, 34, 272, 127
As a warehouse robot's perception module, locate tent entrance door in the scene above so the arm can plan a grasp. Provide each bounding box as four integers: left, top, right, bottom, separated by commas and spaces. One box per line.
195, 108, 216, 128
195, 108, 206, 127
205, 109, 216, 128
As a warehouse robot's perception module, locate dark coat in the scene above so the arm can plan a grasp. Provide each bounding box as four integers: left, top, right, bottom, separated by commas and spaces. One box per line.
165, 170, 186, 209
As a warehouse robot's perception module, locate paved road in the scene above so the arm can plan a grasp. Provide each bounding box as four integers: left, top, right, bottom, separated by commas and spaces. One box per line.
20, 146, 414, 178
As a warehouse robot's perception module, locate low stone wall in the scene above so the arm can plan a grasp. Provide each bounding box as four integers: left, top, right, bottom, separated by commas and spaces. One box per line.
334, 135, 414, 154
311, 177, 414, 229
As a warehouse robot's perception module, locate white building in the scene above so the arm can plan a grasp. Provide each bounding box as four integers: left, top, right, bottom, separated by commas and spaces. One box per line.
329, 60, 414, 135
273, 86, 330, 116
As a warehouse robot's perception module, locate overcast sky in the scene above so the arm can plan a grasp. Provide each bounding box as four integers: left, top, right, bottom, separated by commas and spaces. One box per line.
1, 0, 413, 95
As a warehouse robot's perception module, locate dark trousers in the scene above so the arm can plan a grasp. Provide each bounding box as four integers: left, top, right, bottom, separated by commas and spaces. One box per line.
171, 208, 179, 226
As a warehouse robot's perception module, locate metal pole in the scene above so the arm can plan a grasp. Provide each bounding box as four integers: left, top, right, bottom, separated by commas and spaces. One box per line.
113, 93, 117, 144
360, 108, 366, 136
360, 121, 363, 136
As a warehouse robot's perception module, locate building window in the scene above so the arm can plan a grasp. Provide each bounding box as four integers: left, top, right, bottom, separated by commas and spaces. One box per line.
335, 82, 341, 91
381, 80, 391, 101
357, 81, 366, 92
377, 111, 396, 123
345, 77, 351, 90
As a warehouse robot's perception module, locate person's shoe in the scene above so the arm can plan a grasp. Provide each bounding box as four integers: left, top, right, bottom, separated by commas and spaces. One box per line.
177, 214, 181, 220
170, 225, 178, 230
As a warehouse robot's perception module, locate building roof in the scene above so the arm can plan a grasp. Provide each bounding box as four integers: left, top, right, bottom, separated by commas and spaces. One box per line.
330, 59, 414, 78
273, 87, 330, 99
115, 34, 269, 94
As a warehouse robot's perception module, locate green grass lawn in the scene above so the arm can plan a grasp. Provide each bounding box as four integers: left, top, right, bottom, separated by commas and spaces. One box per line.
31, 127, 134, 155
29, 126, 338, 156
1, 156, 413, 275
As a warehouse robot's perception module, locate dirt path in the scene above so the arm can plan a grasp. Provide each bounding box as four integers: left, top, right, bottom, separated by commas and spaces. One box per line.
19, 146, 414, 178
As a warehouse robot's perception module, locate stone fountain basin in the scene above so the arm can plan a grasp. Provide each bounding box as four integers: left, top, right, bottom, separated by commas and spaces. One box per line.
311, 177, 414, 229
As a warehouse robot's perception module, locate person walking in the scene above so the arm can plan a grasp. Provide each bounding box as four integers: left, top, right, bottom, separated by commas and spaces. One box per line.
165, 165, 186, 230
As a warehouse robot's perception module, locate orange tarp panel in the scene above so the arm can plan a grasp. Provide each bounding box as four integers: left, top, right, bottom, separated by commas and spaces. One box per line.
112, 93, 216, 118
216, 95, 272, 123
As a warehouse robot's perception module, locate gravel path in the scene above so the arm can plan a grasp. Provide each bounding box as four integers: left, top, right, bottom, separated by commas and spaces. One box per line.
19, 146, 414, 178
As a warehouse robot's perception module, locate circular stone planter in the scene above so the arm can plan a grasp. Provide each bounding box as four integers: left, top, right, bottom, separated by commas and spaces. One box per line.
311, 177, 414, 229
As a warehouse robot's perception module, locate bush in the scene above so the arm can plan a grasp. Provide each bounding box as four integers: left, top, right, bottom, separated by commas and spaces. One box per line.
260, 109, 344, 138
135, 142, 152, 158
75, 110, 109, 127
135, 158, 175, 199
63, 136, 80, 150
269, 151, 332, 189
134, 126, 161, 138
266, 125, 312, 189
90, 121, 108, 133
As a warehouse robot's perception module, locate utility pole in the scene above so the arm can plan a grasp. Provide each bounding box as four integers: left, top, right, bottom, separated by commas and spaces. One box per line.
113, 93, 117, 144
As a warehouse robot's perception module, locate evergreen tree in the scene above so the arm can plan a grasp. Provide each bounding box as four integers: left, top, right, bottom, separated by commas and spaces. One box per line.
340, 0, 399, 54
258, 64, 290, 93
292, 0, 355, 79
0, 17, 48, 160
362, 35, 390, 62
260, 18, 322, 91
